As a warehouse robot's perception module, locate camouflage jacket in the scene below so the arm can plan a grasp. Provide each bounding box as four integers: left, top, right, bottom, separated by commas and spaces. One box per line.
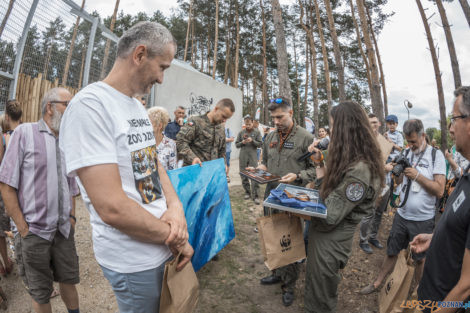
176, 113, 226, 166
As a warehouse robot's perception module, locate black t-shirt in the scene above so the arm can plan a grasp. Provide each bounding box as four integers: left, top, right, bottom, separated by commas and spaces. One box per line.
418, 167, 470, 301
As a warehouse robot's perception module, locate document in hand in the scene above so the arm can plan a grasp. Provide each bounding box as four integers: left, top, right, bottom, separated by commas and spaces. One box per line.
167, 158, 235, 271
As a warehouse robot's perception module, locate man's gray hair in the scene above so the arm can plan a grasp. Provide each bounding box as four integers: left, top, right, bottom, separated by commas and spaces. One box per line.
117, 21, 176, 58
403, 119, 424, 137
41, 87, 68, 116
454, 86, 470, 115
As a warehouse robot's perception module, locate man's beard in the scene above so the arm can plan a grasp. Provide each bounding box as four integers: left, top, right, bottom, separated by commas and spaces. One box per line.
50, 108, 62, 133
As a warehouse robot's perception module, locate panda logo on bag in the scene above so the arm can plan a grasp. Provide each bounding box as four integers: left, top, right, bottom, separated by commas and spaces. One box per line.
280, 234, 292, 252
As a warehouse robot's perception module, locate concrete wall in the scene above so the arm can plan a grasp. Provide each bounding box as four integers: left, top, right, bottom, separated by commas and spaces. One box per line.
152, 60, 243, 159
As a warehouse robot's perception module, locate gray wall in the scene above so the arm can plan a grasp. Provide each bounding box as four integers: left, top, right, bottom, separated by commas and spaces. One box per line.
153, 60, 243, 159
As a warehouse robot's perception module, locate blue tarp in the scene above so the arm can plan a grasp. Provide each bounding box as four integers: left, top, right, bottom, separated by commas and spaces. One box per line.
167, 158, 235, 271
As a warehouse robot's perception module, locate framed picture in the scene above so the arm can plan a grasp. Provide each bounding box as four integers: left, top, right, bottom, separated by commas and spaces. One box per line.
263, 183, 327, 219
239, 168, 281, 184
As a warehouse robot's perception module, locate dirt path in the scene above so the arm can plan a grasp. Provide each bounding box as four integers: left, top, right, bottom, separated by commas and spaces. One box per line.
3, 160, 393, 312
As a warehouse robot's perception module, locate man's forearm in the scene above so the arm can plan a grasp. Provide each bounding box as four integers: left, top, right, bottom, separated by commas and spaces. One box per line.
416, 175, 444, 198
158, 162, 182, 210
100, 195, 172, 245
0, 184, 28, 234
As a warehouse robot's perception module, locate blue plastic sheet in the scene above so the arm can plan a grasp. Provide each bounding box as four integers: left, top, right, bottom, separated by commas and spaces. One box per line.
167, 158, 235, 271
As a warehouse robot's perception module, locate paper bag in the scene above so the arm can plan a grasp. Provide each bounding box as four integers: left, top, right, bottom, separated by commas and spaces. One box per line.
377, 134, 395, 164
256, 213, 306, 270
160, 256, 199, 313
379, 250, 415, 313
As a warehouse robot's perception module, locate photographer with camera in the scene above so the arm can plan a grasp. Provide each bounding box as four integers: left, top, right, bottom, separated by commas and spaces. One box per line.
360, 119, 446, 295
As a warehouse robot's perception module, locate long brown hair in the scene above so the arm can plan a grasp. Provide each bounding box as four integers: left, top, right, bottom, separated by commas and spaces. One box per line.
320, 101, 385, 199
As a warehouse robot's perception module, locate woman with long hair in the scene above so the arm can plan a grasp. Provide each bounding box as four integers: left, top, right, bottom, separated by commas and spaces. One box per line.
304, 101, 385, 313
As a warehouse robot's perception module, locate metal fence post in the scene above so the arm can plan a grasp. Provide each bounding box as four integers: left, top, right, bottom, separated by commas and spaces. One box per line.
8, 0, 40, 99
82, 16, 99, 88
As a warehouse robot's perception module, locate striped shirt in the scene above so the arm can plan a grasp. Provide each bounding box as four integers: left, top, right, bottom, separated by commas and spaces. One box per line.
0, 119, 79, 241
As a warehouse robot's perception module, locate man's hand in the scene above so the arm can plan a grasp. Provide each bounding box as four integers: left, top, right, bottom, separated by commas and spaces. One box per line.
404, 167, 419, 180
19, 224, 29, 238
170, 241, 195, 272
256, 164, 268, 171
445, 150, 453, 161
385, 163, 394, 173
70, 217, 76, 229
161, 205, 188, 248
177, 118, 184, 126
245, 137, 253, 143
192, 157, 202, 166
279, 173, 298, 183
410, 233, 433, 254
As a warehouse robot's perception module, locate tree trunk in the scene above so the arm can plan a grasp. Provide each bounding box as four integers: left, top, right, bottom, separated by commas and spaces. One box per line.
200, 40, 204, 71
459, 0, 470, 28
350, 0, 372, 94
212, 0, 219, 78
206, 30, 211, 73
252, 73, 257, 118
310, 42, 319, 129
271, 0, 293, 104
366, 6, 388, 116
356, 0, 384, 129
62, 0, 85, 86
233, 0, 240, 88
293, 33, 301, 123
100, 0, 120, 80
436, 0, 461, 89
302, 39, 309, 128
299, 0, 319, 128
224, 12, 231, 84
313, 0, 333, 114
184, 0, 193, 62
78, 45, 86, 88
43, 42, 53, 78
323, 0, 345, 101
416, 0, 447, 151
261, 0, 269, 123
0, 0, 15, 39
191, 16, 195, 66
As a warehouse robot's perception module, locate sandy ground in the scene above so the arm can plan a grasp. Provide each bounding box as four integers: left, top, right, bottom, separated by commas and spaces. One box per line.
2, 158, 392, 312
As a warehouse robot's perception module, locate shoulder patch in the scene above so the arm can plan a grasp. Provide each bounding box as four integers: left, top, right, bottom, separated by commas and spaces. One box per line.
345, 182, 365, 202
188, 121, 194, 126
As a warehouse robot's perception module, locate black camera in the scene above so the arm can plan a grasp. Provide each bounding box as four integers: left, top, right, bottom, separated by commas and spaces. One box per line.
391, 155, 412, 177
317, 138, 329, 151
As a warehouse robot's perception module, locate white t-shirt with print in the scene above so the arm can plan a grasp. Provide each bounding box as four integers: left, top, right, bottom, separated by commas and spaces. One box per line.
397, 145, 446, 221
60, 82, 171, 273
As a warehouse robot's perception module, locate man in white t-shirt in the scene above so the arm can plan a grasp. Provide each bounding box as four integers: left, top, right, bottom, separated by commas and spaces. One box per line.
60, 22, 193, 313
360, 118, 445, 295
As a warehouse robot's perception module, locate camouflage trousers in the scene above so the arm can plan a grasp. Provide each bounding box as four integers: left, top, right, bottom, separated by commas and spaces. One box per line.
304, 221, 356, 313
239, 151, 259, 199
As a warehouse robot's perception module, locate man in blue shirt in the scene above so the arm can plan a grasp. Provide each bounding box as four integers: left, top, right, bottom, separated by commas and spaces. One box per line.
164, 106, 186, 140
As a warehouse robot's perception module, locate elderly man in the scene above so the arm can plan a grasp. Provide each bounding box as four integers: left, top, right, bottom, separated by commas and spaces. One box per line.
411, 87, 470, 313
164, 106, 186, 140
361, 118, 446, 295
0, 88, 80, 313
60, 22, 193, 313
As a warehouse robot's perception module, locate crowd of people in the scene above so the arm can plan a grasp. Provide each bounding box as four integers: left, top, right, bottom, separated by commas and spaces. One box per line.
0, 20, 468, 313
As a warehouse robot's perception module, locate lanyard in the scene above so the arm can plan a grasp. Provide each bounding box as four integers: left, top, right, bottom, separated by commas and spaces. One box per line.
410, 146, 426, 168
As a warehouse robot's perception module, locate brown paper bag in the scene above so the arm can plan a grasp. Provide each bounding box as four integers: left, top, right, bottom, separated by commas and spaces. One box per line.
256, 213, 306, 270
159, 255, 199, 313
379, 250, 415, 313
377, 134, 395, 164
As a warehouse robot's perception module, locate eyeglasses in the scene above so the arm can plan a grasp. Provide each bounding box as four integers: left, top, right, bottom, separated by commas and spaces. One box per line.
50, 101, 69, 107
450, 114, 469, 125
270, 98, 284, 104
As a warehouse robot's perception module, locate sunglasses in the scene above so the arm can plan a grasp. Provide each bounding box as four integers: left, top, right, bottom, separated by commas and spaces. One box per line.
270, 98, 284, 104
50, 100, 69, 107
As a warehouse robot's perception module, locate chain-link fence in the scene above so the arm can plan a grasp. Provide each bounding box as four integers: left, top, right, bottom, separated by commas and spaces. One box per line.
0, 0, 118, 114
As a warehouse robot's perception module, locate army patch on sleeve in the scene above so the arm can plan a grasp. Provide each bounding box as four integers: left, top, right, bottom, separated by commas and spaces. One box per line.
188, 121, 194, 126
345, 182, 365, 202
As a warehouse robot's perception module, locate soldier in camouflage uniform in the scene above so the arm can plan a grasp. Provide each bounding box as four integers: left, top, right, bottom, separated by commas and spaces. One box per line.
236, 115, 263, 204
304, 101, 383, 313
255, 97, 316, 307
176, 99, 235, 166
